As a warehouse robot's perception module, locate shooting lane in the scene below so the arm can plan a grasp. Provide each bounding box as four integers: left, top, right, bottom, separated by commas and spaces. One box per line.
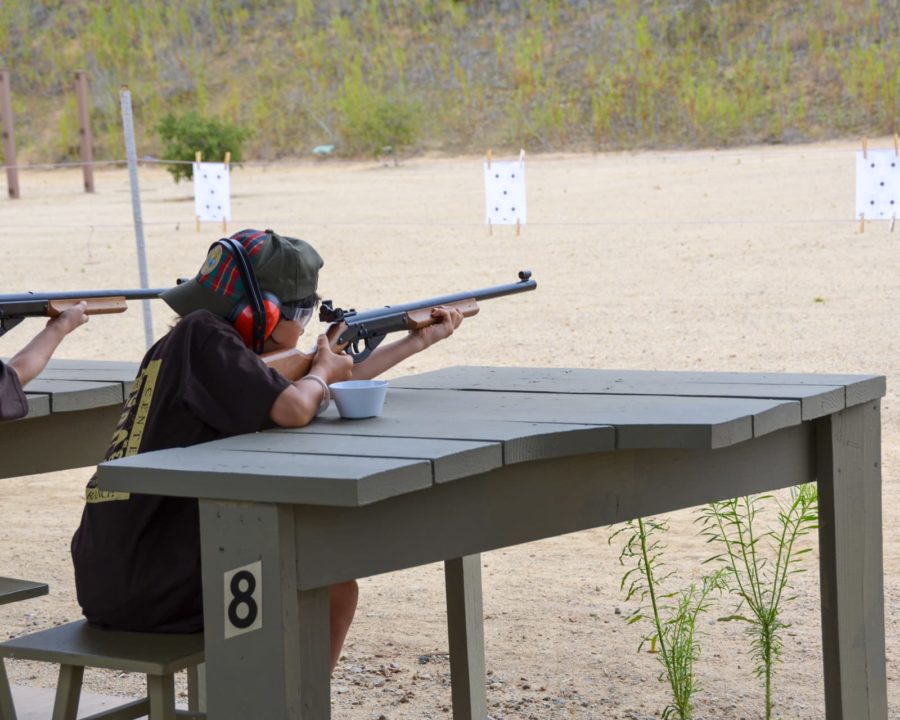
96, 365, 888, 720
0, 359, 136, 717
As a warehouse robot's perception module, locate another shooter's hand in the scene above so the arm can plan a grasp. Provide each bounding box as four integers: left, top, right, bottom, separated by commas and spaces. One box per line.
412, 305, 464, 349
309, 334, 353, 384
47, 301, 89, 334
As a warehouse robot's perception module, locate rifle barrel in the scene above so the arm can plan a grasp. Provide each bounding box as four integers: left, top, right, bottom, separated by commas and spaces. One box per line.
0, 288, 170, 304
349, 275, 536, 323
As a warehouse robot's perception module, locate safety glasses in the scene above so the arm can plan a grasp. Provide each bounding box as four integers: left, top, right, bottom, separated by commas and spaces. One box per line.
281, 303, 315, 329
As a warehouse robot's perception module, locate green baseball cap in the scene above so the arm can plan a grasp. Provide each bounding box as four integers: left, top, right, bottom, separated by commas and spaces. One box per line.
161, 229, 324, 317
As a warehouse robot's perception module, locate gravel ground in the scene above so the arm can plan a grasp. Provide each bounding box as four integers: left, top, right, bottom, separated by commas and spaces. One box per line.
1, 142, 898, 718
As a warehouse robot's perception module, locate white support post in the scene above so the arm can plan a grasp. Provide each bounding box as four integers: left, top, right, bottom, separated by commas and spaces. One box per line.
119, 86, 154, 349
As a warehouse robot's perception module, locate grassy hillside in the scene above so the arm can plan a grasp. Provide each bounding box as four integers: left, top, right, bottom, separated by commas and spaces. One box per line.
0, 0, 898, 163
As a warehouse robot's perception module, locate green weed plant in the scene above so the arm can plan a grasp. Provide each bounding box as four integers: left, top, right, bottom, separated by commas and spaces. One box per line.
698, 484, 819, 720
611, 517, 726, 720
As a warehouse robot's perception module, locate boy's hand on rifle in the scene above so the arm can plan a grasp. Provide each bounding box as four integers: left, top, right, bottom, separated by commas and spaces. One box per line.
413, 306, 464, 349
309, 334, 354, 384
47, 301, 89, 334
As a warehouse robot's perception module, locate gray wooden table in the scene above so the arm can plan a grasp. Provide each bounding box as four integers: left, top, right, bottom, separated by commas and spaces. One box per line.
96, 366, 888, 720
0, 358, 137, 480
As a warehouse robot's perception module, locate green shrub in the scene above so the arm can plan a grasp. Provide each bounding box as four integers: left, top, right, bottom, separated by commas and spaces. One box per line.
336, 69, 421, 160
155, 111, 252, 183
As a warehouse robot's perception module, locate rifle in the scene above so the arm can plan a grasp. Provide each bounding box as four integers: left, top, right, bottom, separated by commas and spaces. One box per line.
262, 270, 537, 381
0, 288, 170, 337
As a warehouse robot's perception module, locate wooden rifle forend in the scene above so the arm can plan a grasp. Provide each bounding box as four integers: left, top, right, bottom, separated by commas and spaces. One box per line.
48, 297, 128, 317
404, 298, 480, 329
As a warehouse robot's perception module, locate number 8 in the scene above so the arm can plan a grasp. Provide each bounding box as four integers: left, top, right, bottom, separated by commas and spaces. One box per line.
227, 569, 258, 629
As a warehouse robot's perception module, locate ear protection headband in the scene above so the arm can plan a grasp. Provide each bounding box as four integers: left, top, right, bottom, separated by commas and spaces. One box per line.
216, 237, 281, 354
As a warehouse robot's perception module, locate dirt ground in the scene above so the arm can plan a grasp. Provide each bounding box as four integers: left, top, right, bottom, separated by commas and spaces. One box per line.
1, 142, 898, 719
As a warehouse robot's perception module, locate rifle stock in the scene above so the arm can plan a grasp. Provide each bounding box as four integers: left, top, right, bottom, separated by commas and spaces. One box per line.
260, 348, 316, 382
260, 323, 346, 381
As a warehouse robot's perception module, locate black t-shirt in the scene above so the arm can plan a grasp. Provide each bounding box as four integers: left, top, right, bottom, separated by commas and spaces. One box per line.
70, 311, 290, 632
0, 361, 27, 421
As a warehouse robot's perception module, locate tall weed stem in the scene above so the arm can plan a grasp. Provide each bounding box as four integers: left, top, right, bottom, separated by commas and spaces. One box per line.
698, 484, 818, 720
611, 517, 725, 720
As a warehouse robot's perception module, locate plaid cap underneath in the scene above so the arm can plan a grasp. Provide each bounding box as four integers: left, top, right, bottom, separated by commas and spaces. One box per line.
161, 229, 324, 318
197, 229, 267, 302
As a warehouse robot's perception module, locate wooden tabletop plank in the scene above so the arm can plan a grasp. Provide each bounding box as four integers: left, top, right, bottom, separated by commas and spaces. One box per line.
33, 367, 138, 386
97, 448, 433, 506
289, 419, 616, 464
203, 432, 503, 484
379, 388, 799, 449
22, 393, 51, 418
845, 377, 888, 407
391, 366, 872, 418
41, 359, 140, 372
394, 365, 886, 391
21, 379, 123, 413
0, 577, 49, 606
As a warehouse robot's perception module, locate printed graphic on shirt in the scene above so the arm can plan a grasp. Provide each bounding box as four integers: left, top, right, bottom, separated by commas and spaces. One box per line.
85, 359, 162, 504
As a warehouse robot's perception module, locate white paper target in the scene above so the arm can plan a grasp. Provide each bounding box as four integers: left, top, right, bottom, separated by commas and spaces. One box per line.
193, 162, 232, 222
855, 150, 899, 220
484, 160, 526, 225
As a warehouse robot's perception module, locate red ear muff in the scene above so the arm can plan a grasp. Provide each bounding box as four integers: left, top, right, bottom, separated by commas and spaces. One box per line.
229, 292, 282, 349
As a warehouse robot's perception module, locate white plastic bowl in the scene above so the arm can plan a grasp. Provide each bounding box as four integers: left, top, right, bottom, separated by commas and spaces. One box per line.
329, 380, 388, 419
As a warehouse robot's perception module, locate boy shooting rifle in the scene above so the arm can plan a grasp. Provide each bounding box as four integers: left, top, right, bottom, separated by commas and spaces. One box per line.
70, 229, 464, 672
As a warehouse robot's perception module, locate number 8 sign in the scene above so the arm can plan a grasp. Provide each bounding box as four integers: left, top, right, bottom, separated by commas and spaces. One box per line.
224, 560, 263, 639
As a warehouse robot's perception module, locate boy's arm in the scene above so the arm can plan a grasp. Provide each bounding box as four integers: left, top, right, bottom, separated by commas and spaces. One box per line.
7, 302, 89, 386
269, 334, 354, 426
351, 306, 463, 380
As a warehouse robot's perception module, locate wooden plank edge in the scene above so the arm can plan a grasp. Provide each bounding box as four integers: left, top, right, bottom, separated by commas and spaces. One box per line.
97, 453, 434, 507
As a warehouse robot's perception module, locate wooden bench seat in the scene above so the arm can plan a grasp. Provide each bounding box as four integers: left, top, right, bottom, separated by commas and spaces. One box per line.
0, 620, 204, 720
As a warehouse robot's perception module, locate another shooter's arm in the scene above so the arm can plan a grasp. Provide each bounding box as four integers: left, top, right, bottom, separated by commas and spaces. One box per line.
6, 302, 89, 386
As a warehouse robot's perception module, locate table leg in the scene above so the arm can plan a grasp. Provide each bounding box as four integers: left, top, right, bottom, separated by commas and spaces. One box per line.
199, 500, 331, 719
816, 401, 888, 719
0, 659, 17, 720
297, 586, 332, 719
445, 555, 487, 720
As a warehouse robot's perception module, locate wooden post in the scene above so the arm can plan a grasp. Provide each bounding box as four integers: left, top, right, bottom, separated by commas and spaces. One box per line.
75, 71, 95, 193
195, 151, 202, 232
223, 151, 231, 234
486, 149, 492, 236
0, 69, 20, 199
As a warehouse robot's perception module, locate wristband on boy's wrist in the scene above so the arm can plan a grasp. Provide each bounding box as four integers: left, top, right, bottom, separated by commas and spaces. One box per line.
299, 374, 331, 415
